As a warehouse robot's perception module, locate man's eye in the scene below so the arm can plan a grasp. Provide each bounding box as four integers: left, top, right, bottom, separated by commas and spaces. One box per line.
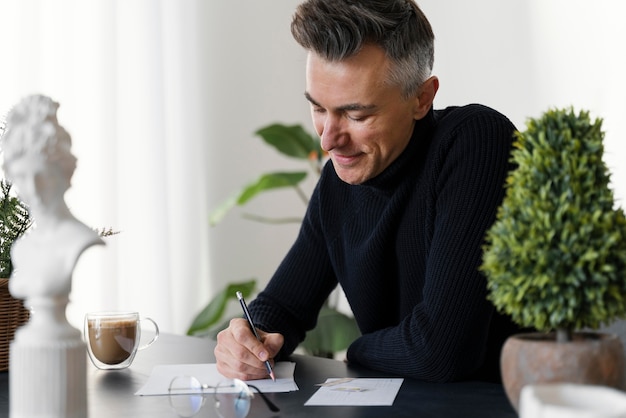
347, 114, 366, 122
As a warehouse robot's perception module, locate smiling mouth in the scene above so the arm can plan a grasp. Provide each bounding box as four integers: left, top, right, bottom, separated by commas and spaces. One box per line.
331, 152, 362, 166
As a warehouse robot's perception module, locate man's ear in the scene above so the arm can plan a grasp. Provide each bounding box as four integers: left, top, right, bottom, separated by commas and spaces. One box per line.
413, 76, 439, 120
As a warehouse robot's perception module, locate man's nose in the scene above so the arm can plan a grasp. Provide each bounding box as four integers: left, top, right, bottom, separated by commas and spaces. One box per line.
320, 115, 344, 151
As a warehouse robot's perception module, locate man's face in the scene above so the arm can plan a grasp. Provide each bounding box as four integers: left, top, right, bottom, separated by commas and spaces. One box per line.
305, 44, 421, 185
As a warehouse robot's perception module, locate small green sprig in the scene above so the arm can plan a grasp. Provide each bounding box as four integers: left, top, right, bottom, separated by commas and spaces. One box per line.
95, 227, 121, 238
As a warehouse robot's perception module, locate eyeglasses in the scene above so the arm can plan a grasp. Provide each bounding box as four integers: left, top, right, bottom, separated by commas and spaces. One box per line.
168, 375, 280, 418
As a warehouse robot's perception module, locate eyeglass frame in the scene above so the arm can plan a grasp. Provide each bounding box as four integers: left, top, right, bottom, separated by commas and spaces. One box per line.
168, 375, 280, 414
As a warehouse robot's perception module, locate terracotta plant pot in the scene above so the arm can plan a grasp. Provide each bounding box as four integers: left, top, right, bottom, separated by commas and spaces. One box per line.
500, 332, 626, 411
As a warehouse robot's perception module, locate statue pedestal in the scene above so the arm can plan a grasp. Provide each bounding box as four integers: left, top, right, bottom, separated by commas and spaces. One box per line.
9, 297, 87, 418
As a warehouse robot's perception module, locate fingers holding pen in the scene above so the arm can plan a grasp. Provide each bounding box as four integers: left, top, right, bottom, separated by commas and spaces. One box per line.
231, 318, 284, 364
215, 320, 264, 380
214, 318, 283, 381
231, 318, 270, 359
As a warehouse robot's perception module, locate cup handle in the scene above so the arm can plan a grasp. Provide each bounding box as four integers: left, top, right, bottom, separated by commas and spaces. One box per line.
138, 317, 160, 350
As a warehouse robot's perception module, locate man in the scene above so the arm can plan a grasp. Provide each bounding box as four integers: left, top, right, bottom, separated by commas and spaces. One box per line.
215, 0, 521, 383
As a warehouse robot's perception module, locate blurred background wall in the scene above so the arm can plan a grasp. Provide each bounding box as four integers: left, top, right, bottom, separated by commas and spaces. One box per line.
0, 0, 624, 335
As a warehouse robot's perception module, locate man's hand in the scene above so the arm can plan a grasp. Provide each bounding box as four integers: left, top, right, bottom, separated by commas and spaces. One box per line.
214, 318, 284, 381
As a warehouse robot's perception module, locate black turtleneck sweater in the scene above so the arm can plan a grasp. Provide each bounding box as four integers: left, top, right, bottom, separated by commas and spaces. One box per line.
248, 104, 523, 383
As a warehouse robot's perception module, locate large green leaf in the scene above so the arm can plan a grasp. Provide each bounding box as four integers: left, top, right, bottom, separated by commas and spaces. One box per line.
187, 279, 256, 336
300, 306, 361, 357
256, 124, 321, 160
208, 172, 307, 226
237, 171, 307, 204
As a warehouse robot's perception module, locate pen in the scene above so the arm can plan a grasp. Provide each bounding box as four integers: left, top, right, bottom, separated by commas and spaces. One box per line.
236, 291, 276, 381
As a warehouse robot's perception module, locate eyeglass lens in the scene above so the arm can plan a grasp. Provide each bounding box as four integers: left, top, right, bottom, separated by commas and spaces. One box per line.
168, 376, 279, 417
169, 376, 207, 417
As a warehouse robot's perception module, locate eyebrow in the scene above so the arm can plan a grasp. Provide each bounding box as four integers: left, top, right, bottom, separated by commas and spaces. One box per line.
304, 92, 377, 112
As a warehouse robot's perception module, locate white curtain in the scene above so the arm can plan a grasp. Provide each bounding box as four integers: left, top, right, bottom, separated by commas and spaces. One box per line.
0, 0, 211, 333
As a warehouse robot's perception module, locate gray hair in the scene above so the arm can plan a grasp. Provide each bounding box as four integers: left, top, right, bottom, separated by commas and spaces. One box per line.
291, 0, 435, 99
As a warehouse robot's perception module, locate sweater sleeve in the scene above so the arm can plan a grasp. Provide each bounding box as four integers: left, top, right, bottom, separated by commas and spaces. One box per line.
248, 175, 339, 358
346, 108, 516, 382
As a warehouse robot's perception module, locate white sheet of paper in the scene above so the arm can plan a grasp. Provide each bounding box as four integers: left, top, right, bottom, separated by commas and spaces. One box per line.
135, 362, 298, 396
305, 378, 403, 406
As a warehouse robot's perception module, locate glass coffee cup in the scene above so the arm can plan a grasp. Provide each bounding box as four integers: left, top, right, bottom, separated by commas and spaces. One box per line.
85, 311, 159, 370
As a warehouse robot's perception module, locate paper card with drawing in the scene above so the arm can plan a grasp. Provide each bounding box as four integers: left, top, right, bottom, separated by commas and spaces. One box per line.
305, 378, 404, 406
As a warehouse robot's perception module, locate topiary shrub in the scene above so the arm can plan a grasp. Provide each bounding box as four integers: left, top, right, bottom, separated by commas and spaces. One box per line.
481, 107, 626, 343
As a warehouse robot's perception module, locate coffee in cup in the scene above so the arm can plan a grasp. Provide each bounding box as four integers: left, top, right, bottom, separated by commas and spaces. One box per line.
85, 312, 159, 370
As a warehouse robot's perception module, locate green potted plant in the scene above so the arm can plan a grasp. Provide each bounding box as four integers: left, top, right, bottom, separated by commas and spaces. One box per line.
0, 179, 32, 371
191, 123, 360, 358
481, 107, 626, 410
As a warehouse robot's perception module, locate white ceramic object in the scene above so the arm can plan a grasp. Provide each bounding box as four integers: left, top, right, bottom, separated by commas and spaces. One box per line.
520, 383, 626, 418
1, 94, 105, 418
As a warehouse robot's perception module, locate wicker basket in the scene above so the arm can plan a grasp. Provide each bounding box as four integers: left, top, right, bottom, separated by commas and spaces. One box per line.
0, 278, 30, 371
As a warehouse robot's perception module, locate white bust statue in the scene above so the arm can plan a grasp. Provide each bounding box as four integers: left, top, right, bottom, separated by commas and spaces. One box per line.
1, 94, 103, 307
1, 94, 98, 417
